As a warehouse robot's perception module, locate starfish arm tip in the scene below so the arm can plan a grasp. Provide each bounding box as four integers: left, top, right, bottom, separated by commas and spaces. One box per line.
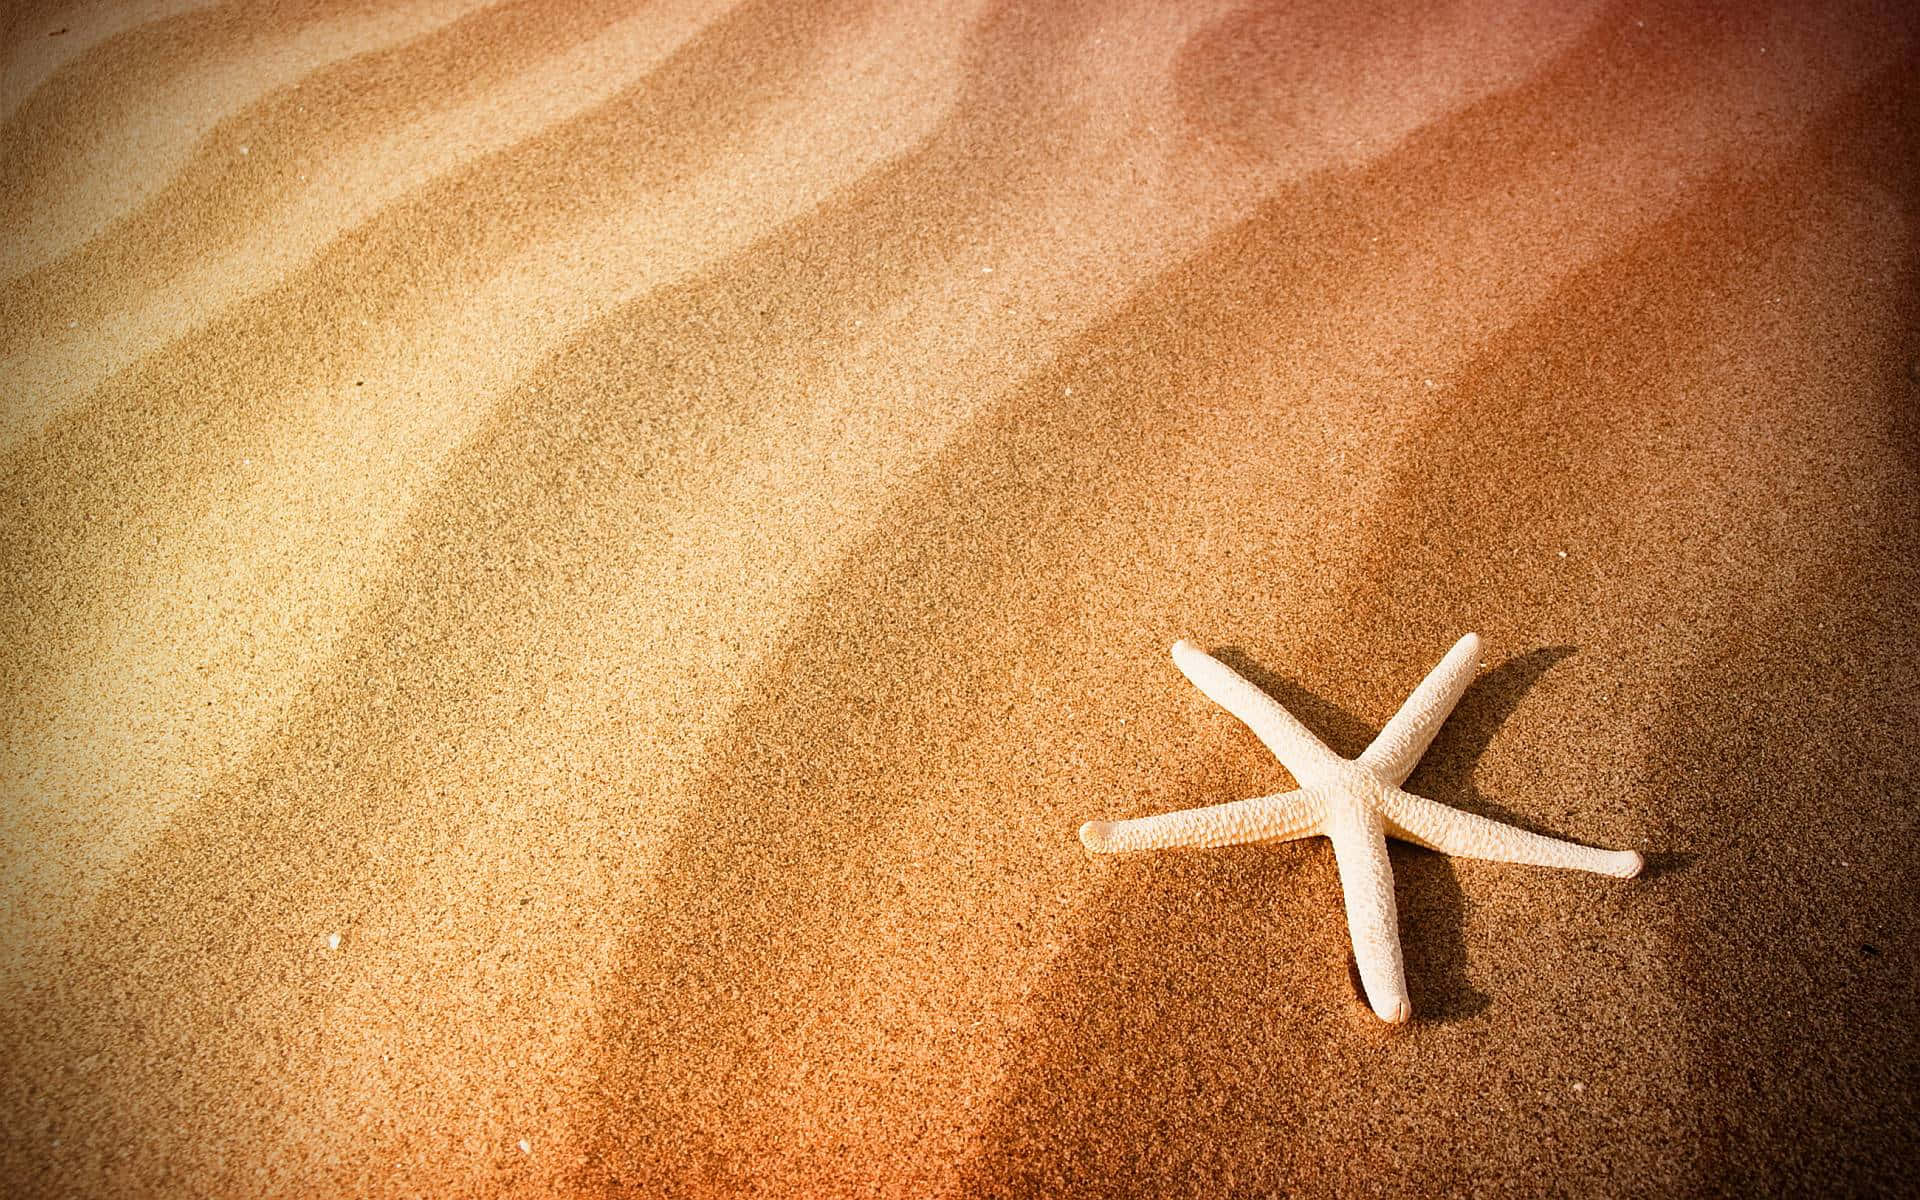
1611, 849, 1645, 878
1078, 820, 1115, 853
1378, 998, 1413, 1024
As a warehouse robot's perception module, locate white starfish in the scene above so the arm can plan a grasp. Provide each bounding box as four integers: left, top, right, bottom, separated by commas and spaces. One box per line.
1078, 634, 1642, 1023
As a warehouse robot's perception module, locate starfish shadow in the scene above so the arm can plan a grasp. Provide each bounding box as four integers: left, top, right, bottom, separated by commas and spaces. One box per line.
1636, 849, 1695, 881
1213, 642, 1582, 1023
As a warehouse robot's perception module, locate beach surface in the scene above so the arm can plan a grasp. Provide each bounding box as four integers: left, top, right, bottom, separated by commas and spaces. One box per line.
3, 0, 1916, 1194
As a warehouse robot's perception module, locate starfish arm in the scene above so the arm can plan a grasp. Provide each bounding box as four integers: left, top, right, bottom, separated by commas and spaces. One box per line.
1357, 632, 1482, 786
1171, 641, 1344, 784
1325, 802, 1412, 1023
1379, 788, 1643, 877
1079, 789, 1323, 854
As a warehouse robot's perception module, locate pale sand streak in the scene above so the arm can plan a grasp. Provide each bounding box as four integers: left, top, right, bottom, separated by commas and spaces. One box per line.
0, 0, 216, 121
719, 13, 1914, 1184
0, 0, 497, 279
0, 0, 742, 451
0, 0, 967, 982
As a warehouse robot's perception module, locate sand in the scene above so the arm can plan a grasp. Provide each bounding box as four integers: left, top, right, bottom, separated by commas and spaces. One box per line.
2, 0, 1916, 1195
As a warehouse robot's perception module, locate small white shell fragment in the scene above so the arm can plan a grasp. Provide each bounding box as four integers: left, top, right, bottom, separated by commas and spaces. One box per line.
518, 1139, 532, 1155
326, 933, 340, 951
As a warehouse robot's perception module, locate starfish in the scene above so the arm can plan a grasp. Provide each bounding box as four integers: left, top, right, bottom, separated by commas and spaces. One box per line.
1078, 634, 1642, 1023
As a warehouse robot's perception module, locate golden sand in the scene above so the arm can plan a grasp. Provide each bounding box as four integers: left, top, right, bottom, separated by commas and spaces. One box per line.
2, 0, 1916, 1194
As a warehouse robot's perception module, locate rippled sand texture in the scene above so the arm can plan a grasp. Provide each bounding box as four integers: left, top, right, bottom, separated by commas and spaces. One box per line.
3, 0, 1917, 1195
